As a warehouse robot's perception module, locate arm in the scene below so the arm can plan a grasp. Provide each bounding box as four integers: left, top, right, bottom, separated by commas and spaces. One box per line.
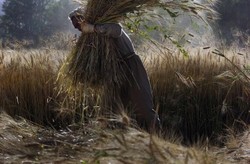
94, 23, 122, 38
69, 8, 122, 38
80, 22, 122, 38
70, 19, 122, 38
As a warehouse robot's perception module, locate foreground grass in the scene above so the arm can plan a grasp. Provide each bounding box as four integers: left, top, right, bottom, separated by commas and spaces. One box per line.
1, 112, 250, 163
0, 112, 224, 163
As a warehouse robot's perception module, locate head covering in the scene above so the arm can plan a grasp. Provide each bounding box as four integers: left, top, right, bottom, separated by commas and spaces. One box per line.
69, 7, 86, 31
68, 7, 85, 20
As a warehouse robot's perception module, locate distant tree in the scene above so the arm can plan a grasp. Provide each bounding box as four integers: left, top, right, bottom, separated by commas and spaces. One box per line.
1, 0, 50, 43
46, 0, 77, 33
0, 0, 76, 45
214, 0, 250, 45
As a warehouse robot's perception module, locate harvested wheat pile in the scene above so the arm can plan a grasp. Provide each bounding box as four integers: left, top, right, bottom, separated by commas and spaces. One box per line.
58, 0, 159, 90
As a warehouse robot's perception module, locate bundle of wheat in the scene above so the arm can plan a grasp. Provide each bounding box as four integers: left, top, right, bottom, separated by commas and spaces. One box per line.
58, 0, 159, 90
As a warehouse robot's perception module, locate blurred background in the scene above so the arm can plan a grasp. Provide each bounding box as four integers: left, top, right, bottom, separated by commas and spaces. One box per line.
0, 0, 249, 49
0, 0, 79, 48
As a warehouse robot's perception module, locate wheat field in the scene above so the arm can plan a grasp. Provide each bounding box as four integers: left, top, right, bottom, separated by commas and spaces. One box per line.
0, 44, 249, 163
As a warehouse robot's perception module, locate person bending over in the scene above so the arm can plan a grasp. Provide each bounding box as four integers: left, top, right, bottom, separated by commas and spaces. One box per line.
69, 8, 161, 133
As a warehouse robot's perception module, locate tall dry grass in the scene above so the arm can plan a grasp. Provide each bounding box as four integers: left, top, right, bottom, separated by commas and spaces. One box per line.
0, 49, 59, 125
148, 48, 250, 144
0, 46, 249, 144
1, 50, 62, 125
0, 48, 101, 127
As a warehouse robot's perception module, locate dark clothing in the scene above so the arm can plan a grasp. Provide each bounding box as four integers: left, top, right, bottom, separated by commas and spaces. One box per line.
95, 23, 135, 57
119, 55, 160, 131
95, 23, 161, 132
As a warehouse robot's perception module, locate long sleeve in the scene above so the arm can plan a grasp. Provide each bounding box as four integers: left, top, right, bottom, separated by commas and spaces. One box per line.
94, 23, 123, 38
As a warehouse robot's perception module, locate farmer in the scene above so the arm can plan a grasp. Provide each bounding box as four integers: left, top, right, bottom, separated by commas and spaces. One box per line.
69, 8, 161, 133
